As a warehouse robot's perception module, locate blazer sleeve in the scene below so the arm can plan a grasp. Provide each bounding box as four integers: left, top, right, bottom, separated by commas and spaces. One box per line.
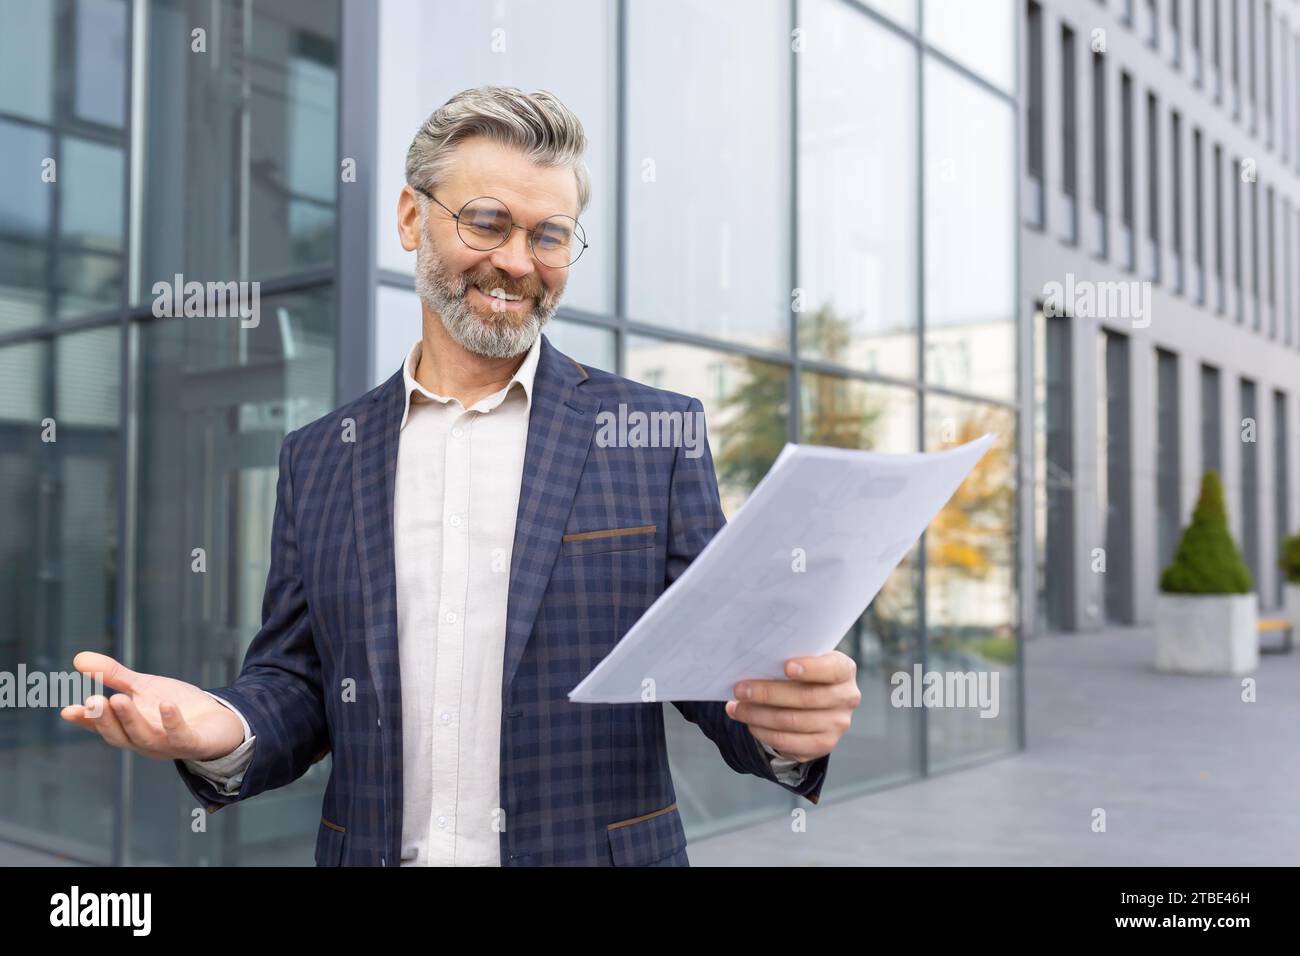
174, 428, 330, 812
666, 397, 830, 805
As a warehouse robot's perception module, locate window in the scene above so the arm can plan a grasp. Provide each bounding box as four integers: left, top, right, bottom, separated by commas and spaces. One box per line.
1171, 111, 1183, 293
141, 1, 340, 291
1275, 390, 1290, 606
1026, 1, 1045, 228
1121, 72, 1136, 270
1295, 33, 1300, 172
1267, 185, 1276, 337
1061, 23, 1078, 243
1147, 91, 1161, 283
1240, 378, 1260, 588
1233, 155, 1243, 322
1213, 0, 1223, 99
1201, 363, 1222, 477
0, 329, 121, 861
1295, 34, 1300, 171
924, 0, 1016, 93
0, 0, 126, 328
625, 0, 791, 351
1098, 329, 1134, 624
1283, 15, 1291, 164
1285, 198, 1293, 344
1034, 308, 1074, 632
1192, 0, 1204, 83
1265, 2, 1274, 144
1156, 349, 1181, 577
925, 395, 1019, 766
1193, 126, 1205, 303
1092, 51, 1108, 257
1231, 0, 1241, 115
1171, 0, 1182, 66
0, 0, 342, 868
798, 0, 918, 377
1251, 175, 1260, 330
1248, 0, 1257, 131
924, 57, 1017, 400
1214, 144, 1226, 311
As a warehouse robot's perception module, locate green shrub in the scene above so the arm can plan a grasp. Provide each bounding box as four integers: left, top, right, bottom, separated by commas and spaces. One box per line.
969, 635, 1018, 665
1159, 470, 1253, 595
1279, 533, 1300, 585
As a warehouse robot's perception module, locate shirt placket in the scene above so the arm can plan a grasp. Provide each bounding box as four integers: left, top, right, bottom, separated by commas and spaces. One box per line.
429, 407, 475, 863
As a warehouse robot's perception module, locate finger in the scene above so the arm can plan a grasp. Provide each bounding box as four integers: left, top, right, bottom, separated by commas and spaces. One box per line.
60, 704, 102, 732
158, 699, 204, 757
726, 701, 844, 735
733, 678, 846, 709
109, 694, 163, 751
63, 695, 108, 720
783, 651, 857, 684
72, 652, 140, 695
83, 695, 131, 748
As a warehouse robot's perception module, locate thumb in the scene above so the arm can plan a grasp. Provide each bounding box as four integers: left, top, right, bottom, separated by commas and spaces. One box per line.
159, 699, 204, 758
73, 651, 140, 695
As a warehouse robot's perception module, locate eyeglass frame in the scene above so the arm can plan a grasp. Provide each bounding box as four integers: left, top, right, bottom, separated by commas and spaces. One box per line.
410, 185, 589, 268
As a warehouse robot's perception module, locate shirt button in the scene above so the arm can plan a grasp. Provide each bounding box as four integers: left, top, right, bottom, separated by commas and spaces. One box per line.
440, 712, 450, 723
445, 611, 457, 624
437, 816, 447, 828
451, 427, 463, 439
449, 514, 462, 527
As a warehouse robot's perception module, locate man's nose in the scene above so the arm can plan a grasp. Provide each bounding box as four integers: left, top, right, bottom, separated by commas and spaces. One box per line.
488, 225, 536, 277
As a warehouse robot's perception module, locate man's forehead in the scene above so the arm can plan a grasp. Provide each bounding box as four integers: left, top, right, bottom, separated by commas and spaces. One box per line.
443, 139, 580, 217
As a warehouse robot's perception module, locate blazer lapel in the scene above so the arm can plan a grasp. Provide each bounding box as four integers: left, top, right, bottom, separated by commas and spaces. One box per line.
501, 334, 601, 696
352, 369, 404, 736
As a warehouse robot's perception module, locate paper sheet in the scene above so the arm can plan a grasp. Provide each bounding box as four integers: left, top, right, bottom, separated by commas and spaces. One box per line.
567, 432, 998, 703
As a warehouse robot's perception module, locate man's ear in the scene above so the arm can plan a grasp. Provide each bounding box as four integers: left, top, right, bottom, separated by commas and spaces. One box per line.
397, 186, 422, 252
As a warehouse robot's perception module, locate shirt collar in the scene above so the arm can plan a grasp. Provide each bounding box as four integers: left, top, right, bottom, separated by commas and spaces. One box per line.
399, 331, 542, 431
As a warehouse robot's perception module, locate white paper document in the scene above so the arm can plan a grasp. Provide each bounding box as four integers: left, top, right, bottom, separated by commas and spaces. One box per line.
567, 432, 998, 703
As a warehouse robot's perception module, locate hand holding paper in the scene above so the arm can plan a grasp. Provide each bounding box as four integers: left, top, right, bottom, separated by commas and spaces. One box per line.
568, 432, 998, 704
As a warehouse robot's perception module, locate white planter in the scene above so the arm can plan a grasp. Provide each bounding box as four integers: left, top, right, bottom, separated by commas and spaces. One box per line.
1154, 592, 1258, 676
1286, 584, 1300, 641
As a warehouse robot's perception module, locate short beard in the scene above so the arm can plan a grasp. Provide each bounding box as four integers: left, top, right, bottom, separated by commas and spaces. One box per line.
414, 223, 562, 359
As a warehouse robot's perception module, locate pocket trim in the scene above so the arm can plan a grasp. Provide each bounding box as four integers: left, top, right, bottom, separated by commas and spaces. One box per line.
562, 523, 656, 543
321, 815, 346, 833
607, 800, 677, 830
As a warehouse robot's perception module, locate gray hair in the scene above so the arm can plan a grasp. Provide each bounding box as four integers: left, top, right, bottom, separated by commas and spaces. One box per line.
405, 85, 591, 216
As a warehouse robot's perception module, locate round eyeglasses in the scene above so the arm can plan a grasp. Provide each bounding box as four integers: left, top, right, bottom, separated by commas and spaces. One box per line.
412, 186, 588, 268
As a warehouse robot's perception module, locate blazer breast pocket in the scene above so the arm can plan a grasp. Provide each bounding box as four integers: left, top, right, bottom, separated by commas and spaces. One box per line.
559, 523, 657, 558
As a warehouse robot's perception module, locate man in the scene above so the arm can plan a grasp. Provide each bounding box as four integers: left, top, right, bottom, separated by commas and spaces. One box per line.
63, 86, 861, 866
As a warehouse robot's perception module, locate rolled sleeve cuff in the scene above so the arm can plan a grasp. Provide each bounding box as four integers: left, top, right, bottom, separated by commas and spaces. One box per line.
181, 693, 256, 795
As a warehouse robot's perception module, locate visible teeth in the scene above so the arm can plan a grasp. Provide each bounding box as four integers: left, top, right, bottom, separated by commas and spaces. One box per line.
487, 287, 523, 301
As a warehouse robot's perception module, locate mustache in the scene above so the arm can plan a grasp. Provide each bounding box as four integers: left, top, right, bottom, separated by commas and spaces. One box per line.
462, 270, 543, 300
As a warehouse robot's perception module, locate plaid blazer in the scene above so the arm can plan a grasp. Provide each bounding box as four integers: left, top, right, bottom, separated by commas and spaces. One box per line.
174, 333, 829, 866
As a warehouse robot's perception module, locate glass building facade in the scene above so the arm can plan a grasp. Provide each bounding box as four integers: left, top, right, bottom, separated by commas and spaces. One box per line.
0, 0, 1022, 864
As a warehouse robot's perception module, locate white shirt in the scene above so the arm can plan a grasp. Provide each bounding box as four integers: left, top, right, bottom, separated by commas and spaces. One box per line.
183, 334, 808, 865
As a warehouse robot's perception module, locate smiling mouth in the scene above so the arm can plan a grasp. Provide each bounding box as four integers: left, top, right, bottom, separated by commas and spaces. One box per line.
470, 285, 532, 312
